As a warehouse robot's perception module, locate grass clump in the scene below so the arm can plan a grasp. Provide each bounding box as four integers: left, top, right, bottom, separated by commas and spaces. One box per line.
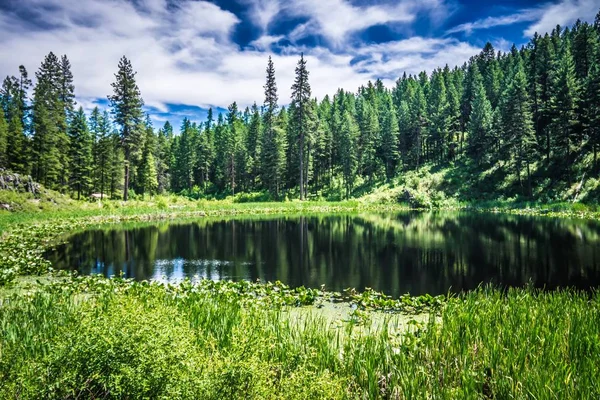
1, 277, 599, 399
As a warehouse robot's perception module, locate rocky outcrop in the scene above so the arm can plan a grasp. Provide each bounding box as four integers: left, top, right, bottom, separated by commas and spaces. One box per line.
0, 169, 41, 195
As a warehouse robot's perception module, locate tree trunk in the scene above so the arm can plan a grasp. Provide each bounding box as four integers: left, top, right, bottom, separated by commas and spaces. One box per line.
546, 130, 551, 164
527, 161, 532, 199
299, 130, 304, 200
123, 143, 130, 201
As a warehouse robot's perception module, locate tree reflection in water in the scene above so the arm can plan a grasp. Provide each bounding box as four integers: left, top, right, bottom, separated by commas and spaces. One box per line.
46, 212, 600, 296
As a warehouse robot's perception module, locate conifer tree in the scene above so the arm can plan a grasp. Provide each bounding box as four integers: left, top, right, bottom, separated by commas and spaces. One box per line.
500, 56, 537, 196
428, 71, 449, 163
584, 37, 600, 168
7, 113, 27, 174
380, 95, 399, 180
108, 56, 144, 201
246, 103, 261, 188
339, 111, 358, 198
444, 66, 462, 160
260, 57, 285, 196
172, 118, 194, 192
92, 109, 113, 199
68, 107, 93, 199
357, 99, 378, 181
32, 52, 67, 187
138, 124, 158, 197
550, 40, 579, 173
529, 33, 555, 163
467, 70, 494, 166
290, 54, 311, 200
156, 121, 173, 193
195, 112, 214, 190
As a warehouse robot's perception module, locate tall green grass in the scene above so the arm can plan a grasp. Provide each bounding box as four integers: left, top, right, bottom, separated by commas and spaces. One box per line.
1, 278, 598, 399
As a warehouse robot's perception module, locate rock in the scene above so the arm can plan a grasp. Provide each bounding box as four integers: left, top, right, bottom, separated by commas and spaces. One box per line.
0, 169, 42, 195
0, 203, 11, 211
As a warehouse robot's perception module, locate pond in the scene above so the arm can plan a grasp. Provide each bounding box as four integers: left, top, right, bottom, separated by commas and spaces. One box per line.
45, 212, 600, 296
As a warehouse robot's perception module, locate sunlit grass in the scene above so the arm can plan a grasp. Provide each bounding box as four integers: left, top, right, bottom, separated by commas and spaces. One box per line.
0, 277, 598, 399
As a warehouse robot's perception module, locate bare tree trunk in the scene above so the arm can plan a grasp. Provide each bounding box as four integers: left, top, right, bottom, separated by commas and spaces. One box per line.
123, 154, 130, 201
300, 131, 304, 200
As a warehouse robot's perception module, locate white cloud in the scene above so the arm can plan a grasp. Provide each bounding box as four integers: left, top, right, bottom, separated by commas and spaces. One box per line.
0, 0, 516, 125
447, 9, 542, 35
243, 0, 281, 32
524, 0, 599, 36
447, 0, 598, 38
246, 0, 451, 46
354, 37, 481, 78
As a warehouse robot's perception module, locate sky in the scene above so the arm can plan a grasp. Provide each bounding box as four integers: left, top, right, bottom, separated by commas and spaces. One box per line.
0, 0, 598, 129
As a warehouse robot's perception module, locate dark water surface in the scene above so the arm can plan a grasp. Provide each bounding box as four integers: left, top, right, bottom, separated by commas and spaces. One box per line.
45, 212, 600, 296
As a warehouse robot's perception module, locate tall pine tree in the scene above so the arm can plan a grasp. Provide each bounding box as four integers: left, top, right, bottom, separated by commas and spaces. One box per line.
108, 56, 144, 201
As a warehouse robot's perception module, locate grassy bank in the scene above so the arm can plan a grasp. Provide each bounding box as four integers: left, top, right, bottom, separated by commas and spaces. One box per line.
1, 276, 598, 399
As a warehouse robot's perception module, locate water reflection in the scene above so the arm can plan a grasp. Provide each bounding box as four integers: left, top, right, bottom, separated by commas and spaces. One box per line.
45, 212, 600, 296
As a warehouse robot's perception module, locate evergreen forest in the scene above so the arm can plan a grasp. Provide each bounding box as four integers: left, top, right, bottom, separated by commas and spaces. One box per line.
1, 14, 600, 204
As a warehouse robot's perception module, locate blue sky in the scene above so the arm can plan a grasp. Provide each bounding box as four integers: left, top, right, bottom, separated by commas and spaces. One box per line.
0, 0, 598, 130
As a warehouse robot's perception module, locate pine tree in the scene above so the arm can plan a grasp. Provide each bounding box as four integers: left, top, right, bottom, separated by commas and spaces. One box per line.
290, 54, 311, 200
444, 66, 462, 160
550, 40, 579, 175
357, 98, 378, 181
428, 70, 449, 163
108, 56, 145, 201
380, 95, 399, 180
16, 66, 32, 131
221, 103, 244, 194
585, 36, 600, 168
500, 56, 537, 196
246, 103, 261, 189
172, 118, 194, 192
529, 33, 555, 163
156, 121, 173, 193
138, 124, 158, 198
7, 113, 27, 174
32, 53, 67, 187
68, 107, 93, 199
195, 111, 214, 191
339, 110, 358, 198
467, 70, 494, 166
408, 82, 427, 169
59, 55, 76, 118
316, 95, 333, 186
92, 110, 112, 199
89, 107, 101, 192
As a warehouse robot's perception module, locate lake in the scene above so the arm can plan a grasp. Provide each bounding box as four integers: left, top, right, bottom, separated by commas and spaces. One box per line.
45, 212, 600, 296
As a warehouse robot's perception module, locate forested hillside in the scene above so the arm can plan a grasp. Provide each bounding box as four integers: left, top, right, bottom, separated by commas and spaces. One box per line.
1, 13, 599, 203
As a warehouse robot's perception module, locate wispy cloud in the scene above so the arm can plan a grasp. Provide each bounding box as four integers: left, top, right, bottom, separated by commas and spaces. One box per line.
447, 0, 598, 38
524, 0, 599, 36
447, 9, 542, 35
246, 0, 452, 46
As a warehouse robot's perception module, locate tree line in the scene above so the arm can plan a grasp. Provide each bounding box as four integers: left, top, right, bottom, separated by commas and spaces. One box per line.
0, 13, 599, 201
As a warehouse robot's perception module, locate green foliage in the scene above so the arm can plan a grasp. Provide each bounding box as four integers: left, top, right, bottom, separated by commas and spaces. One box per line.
68, 107, 93, 199
108, 56, 144, 201
3, 16, 600, 204
1, 276, 599, 398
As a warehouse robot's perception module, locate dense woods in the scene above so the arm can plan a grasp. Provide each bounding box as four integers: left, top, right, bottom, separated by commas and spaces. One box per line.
1, 14, 600, 201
